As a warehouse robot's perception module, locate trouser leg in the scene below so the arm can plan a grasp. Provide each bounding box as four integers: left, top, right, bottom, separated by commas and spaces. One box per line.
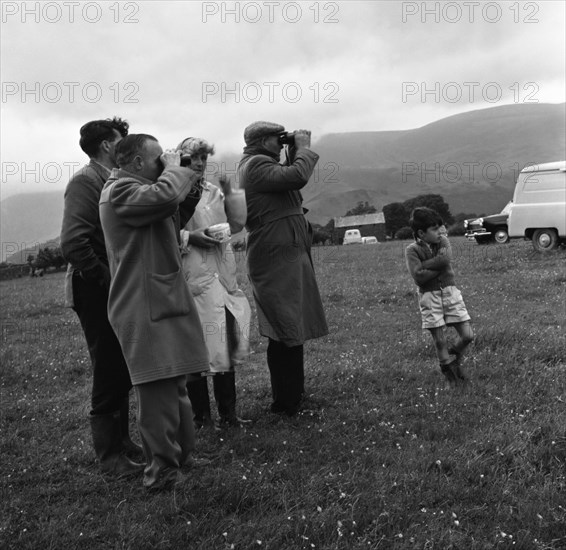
119, 398, 143, 456
135, 375, 195, 489
186, 376, 213, 428
267, 339, 304, 415
89, 411, 144, 477
177, 377, 196, 465
72, 272, 132, 416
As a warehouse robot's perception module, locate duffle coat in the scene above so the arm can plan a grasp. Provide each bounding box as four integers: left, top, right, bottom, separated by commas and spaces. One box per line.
181, 182, 251, 372
238, 147, 328, 346
99, 166, 209, 385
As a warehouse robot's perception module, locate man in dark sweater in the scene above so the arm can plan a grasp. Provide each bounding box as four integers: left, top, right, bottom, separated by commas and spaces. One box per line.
60, 117, 143, 476
405, 207, 474, 387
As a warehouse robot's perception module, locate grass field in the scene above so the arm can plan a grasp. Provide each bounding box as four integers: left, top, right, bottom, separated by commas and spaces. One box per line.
1, 237, 565, 550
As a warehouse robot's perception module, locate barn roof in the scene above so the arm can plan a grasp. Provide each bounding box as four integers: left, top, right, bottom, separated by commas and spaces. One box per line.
334, 212, 385, 227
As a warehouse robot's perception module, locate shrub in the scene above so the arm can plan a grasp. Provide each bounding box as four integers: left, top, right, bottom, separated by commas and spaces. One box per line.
448, 221, 466, 236
394, 226, 414, 240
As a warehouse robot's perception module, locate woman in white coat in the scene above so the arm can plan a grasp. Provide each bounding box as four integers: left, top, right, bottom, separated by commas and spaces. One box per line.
177, 137, 251, 428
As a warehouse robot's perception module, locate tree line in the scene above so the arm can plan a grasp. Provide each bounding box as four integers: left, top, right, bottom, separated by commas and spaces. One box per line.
312, 194, 480, 244
9, 195, 477, 271
27, 247, 66, 273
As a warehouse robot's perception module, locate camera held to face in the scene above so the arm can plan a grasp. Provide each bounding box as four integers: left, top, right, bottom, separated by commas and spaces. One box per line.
180, 155, 192, 167
278, 131, 296, 146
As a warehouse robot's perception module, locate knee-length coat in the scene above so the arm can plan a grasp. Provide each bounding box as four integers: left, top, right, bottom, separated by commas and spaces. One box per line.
99, 166, 209, 385
237, 147, 328, 347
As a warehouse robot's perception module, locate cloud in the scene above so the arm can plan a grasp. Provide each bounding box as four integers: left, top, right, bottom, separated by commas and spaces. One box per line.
1, 0, 564, 198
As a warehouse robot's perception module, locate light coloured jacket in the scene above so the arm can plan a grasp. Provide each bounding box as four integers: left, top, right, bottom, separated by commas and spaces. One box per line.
181, 182, 251, 372
99, 166, 209, 385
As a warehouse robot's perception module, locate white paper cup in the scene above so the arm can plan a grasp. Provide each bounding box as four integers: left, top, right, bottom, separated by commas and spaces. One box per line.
207, 222, 231, 242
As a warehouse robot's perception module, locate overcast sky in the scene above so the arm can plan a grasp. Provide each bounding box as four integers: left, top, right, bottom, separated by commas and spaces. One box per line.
1, 0, 564, 198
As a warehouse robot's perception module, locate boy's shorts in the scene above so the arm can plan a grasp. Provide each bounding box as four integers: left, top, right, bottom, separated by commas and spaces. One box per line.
418, 285, 471, 329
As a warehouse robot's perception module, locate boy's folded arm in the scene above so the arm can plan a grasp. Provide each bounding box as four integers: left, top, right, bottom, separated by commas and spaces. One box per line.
412, 266, 441, 284
406, 249, 440, 284
422, 254, 450, 269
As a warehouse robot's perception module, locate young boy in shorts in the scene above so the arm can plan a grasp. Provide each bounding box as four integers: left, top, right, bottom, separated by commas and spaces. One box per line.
405, 207, 474, 387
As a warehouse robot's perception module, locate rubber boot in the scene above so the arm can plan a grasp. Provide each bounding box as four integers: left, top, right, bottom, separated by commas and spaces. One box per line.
186, 376, 215, 430
90, 412, 144, 477
267, 340, 305, 416
213, 372, 251, 427
119, 400, 144, 457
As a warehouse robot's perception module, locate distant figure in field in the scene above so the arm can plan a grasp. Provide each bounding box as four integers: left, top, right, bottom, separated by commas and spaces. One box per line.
177, 137, 251, 429
60, 117, 143, 477
237, 121, 328, 416
405, 207, 474, 387
99, 134, 210, 490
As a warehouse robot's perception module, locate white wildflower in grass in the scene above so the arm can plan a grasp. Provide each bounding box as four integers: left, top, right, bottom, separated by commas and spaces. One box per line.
337, 520, 344, 537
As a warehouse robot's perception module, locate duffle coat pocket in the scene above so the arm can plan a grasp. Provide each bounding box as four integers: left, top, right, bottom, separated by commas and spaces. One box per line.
147, 269, 190, 321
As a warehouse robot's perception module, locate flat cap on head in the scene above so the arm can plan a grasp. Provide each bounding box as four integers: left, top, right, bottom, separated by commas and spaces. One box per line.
244, 121, 285, 145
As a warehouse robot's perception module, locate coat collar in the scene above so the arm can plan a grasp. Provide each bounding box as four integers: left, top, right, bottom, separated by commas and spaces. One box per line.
88, 159, 112, 180
108, 167, 154, 185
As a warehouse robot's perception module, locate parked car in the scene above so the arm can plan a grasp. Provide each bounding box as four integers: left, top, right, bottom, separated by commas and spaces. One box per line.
508, 161, 566, 252
464, 201, 513, 244
343, 229, 362, 245
362, 236, 378, 244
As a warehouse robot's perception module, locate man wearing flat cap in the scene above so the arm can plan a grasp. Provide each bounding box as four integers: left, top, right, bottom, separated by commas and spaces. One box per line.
237, 121, 328, 416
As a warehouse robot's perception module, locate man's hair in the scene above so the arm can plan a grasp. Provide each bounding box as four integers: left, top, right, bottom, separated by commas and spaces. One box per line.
115, 134, 158, 168
409, 207, 444, 238
79, 117, 129, 157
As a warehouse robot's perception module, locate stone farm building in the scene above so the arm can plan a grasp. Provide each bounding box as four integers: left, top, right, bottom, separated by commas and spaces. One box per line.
333, 212, 386, 244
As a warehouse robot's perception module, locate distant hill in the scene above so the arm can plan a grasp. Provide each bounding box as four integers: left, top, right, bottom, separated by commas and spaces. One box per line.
2, 102, 564, 259
301, 102, 566, 223
1, 191, 64, 261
